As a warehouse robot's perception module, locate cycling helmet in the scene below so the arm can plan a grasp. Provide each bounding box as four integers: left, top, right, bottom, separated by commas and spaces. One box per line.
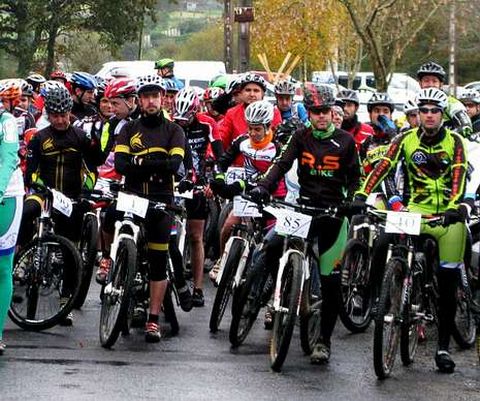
337, 89, 360, 105
415, 87, 448, 110
226, 74, 244, 94
458, 88, 480, 104
0, 79, 22, 100
45, 85, 73, 114
203, 87, 224, 103
26, 73, 46, 86
39, 80, 64, 98
245, 100, 274, 125
403, 98, 418, 114
174, 87, 199, 120
274, 79, 295, 96
155, 58, 175, 70
136, 74, 165, 94
104, 78, 137, 99
18, 79, 34, 97
163, 78, 180, 93
417, 61, 446, 82
71, 71, 97, 90
240, 72, 267, 92
367, 92, 395, 112
50, 70, 67, 82
210, 74, 228, 89
303, 83, 335, 110
95, 77, 108, 100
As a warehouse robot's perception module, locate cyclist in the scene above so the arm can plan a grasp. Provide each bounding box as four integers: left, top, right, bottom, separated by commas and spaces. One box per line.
332, 104, 344, 129
17, 80, 36, 130
26, 73, 46, 95
211, 74, 244, 117
162, 78, 180, 116
337, 89, 374, 148
70, 71, 98, 120
219, 72, 281, 163
50, 70, 68, 85
114, 74, 186, 342
353, 87, 469, 373
201, 87, 225, 123
173, 87, 223, 307
209, 100, 287, 282
458, 88, 480, 134
249, 83, 361, 364
0, 99, 24, 355
400, 98, 420, 132
18, 85, 103, 326
274, 78, 308, 124
155, 58, 184, 90
417, 61, 472, 137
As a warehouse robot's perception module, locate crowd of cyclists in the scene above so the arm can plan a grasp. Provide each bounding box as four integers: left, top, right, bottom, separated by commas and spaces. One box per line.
0, 57, 479, 376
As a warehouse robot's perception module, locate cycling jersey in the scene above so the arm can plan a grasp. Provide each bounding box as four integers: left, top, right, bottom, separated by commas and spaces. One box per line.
279, 102, 308, 123
341, 115, 374, 148
71, 101, 97, 120
74, 114, 111, 163
357, 126, 467, 214
115, 113, 185, 199
258, 124, 360, 206
25, 125, 103, 198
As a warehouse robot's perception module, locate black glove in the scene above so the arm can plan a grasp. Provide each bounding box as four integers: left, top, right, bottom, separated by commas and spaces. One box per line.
223, 181, 244, 199
351, 194, 367, 216
443, 207, 467, 226
209, 176, 226, 196
177, 178, 194, 194
248, 186, 270, 204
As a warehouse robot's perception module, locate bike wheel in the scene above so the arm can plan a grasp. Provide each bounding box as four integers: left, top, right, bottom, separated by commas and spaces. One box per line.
9, 235, 82, 331
204, 198, 220, 261
299, 273, 322, 355
229, 262, 271, 347
452, 277, 476, 349
400, 270, 422, 366
270, 252, 303, 372
99, 238, 136, 348
163, 284, 179, 336
209, 238, 244, 333
339, 239, 373, 333
73, 213, 98, 309
373, 257, 405, 379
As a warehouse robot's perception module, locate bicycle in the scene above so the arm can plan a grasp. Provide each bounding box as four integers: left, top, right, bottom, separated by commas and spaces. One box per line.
99, 192, 183, 348
9, 185, 83, 331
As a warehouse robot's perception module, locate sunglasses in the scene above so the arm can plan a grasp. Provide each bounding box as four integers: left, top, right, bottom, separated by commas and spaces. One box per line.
419, 107, 443, 114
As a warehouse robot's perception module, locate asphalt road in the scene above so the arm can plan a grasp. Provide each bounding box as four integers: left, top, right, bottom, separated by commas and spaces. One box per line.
0, 276, 479, 401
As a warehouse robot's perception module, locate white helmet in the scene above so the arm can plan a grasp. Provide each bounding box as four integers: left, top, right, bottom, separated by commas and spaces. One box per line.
415, 88, 448, 110
174, 87, 199, 121
226, 74, 244, 94
403, 98, 418, 114
458, 88, 480, 104
274, 79, 295, 95
136, 74, 164, 94
245, 100, 274, 125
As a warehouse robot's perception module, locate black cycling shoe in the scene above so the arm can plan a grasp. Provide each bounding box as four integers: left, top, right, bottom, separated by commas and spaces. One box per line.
192, 288, 205, 307
435, 350, 455, 373
178, 287, 193, 312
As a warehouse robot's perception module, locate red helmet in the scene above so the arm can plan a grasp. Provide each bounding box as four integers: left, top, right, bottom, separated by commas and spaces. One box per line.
104, 78, 137, 99
203, 87, 224, 103
50, 70, 67, 82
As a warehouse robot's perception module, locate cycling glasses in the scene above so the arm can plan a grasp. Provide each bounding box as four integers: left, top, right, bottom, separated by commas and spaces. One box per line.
418, 106, 443, 114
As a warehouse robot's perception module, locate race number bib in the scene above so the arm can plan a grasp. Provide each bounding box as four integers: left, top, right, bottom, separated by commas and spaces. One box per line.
51, 189, 73, 217
233, 196, 262, 217
116, 192, 149, 218
265, 206, 312, 239
225, 167, 246, 185
385, 211, 421, 235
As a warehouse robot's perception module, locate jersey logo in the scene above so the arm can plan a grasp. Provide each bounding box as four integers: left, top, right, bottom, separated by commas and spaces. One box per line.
301, 152, 340, 176
42, 137, 54, 151
130, 132, 144, 151
412, 150, 427, 165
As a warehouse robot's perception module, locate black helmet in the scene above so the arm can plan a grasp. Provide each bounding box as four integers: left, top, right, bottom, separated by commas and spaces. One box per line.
240, 72, 267, 92
45, 85, 73, 114
417, 61, 446, 82
303, 83, 335, 110
337, 89, 359, 105
367, 92, 394, 113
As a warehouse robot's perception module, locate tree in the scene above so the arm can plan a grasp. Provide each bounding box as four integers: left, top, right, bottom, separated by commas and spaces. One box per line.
338, 0, 445, 91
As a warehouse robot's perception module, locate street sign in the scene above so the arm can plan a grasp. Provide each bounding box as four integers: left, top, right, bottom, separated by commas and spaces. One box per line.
234, 7, 254, 23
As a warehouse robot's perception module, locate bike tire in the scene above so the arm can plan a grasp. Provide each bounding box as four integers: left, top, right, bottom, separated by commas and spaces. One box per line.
99, 238, 136, 348
209, 238, 244, 333
204, 198, 220, 261
339, 239, 373, 333
373, 257, 405, 379
73, 213, 98, 309
400, 268, 422, 366
163, 284, 179, 336
9, 235, 82, 331
270, 252, 303, 372
452, 279, 476, 349
229, 262, 271, 347
299, 273, 322, 355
